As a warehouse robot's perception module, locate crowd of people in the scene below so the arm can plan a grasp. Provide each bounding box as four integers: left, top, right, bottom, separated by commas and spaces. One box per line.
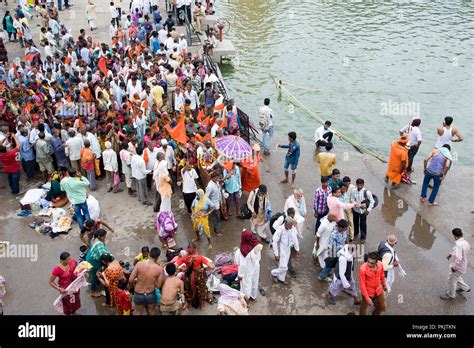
0, 0, 470, 317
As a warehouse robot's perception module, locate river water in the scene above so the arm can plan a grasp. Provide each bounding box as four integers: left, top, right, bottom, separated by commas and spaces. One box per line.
216, 0, 474, 164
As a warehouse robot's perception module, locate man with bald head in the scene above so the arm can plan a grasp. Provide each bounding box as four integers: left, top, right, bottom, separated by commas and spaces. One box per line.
378, 234, 406, 294
314, 212, 337, 268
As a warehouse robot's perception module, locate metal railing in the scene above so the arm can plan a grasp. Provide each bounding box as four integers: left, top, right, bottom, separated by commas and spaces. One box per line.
173, 5, 260, 144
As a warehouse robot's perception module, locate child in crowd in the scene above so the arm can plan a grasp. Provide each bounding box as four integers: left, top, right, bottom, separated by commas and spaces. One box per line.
115, 279, 132, 315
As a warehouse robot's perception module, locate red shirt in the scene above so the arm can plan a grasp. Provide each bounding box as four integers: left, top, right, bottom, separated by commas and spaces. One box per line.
116, 289, 131, 314
358, 262, 386, 301
176, 255, 210, 270
0, 148, 20, 173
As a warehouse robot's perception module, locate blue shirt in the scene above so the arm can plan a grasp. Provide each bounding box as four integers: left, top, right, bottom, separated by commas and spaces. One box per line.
137, 28, 146, 41
328, 229, 348, 254
205, 180, 221, 209
280, 140, 301, 166
19, 135, 34, 161
223, 166, 241, 194
51, 136, 67, 163
191, 197, 213, 211
151, 37, 160, 55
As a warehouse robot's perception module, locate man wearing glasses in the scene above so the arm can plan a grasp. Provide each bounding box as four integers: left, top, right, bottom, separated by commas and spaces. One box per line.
359, 252, 387, 315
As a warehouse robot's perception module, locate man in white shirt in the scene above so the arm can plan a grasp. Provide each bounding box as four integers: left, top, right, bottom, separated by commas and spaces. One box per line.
181, 162, 199, 213
174, 88, 185, 112
109, 20, 118, 39
103, 141, 122, 193
178, 33, 188, 52
158, 139, 176, 178
131, 146, 152, 206
399, 118, 422, 173
158, 27, 168, 44
152, 152, 168, 212
210, 118, 222, 139
271, 217, 300, 285
120, 141, 136, 196
80, 45, 91, 65
314, 120, 334, 150
314, 213, 337, 269
127, 76, 143, 99
184, 84, 199, 117
65, 129, 83, 171
259, 98, 274, 155
143, 141, 160, 190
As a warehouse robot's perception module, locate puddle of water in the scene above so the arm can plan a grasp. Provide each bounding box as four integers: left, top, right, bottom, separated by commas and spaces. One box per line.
381, 188, 437, 250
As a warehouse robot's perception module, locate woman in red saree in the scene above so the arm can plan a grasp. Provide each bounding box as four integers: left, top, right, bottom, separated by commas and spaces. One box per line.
241, 144, 262, 192
176, 244, 215, 309
49, 252, 81, 315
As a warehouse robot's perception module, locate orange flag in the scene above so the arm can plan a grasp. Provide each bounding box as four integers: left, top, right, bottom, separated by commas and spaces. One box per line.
197, 109, 205, 121
202, 133, 211, 141
219, 118, 228, 129
213, 102, 225, 111
165, 117, 187, 144
202, 116, 210, 126
98, 57, 107, 76
24, 53, 35, 62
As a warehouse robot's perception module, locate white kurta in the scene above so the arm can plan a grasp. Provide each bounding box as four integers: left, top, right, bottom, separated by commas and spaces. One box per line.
315, 216, 336, 268
103, 149, 118, 172
235, 244, 263, 300
284, 195, 307, 239
271, 225, 299, 282
87, 195, 100, 220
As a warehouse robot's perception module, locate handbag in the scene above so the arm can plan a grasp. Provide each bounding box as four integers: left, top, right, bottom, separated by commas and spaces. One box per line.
240, 203, 252, 219
113, 172, 120, 187
324, 256, 338, 268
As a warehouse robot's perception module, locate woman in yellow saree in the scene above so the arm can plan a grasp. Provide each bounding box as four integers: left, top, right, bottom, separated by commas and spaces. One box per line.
191, 189, 216, 249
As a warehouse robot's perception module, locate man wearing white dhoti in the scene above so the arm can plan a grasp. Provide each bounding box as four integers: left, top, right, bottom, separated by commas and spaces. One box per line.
327, 244, 361, 306
271, 217, 299, 285
284, 188, 307, 239
314, 213, 337, 268
378, 235, 406, 294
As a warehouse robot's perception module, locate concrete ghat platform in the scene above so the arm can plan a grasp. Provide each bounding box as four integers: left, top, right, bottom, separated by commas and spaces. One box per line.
0, 134, 472, 315
202, 14, 219, 29
211, 39, 236, 63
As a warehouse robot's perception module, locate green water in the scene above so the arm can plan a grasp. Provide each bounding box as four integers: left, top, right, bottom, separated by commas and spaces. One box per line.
216, 0, 474, 164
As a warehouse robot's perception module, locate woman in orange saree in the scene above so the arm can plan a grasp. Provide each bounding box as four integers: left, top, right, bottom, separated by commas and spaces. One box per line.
241, 144, 262, 193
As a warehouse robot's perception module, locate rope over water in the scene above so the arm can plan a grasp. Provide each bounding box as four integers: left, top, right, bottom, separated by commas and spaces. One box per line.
271, 75, 387, 163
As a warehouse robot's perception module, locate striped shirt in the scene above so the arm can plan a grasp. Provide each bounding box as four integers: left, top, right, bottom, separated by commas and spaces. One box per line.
313, 186, 332, 215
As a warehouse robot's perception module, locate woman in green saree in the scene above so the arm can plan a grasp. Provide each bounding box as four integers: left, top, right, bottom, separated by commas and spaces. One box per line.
86, 229, 113, 298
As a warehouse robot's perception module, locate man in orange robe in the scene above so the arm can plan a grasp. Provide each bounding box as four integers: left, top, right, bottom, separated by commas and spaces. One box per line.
385, 136, 409, 189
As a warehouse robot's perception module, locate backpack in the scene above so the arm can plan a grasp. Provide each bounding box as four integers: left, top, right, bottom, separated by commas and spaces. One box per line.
363, 189, 379, 209
259, 110, 269, 131
269, 212, 286, 235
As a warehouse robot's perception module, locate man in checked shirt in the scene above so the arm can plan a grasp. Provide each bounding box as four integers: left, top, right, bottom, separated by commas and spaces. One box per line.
313, 176, 332, 234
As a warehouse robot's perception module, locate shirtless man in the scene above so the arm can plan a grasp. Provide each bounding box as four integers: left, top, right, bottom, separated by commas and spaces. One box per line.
159, 263, 185, 315
128, 247, 163, 315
